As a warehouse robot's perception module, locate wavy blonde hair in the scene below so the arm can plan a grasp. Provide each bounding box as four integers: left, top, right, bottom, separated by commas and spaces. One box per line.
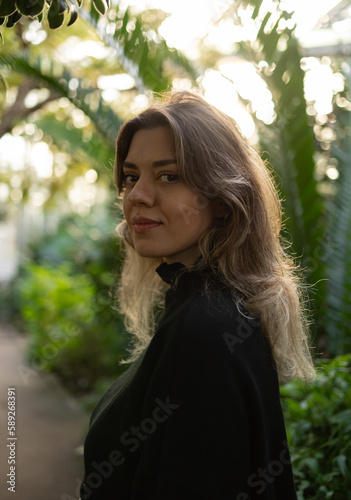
114, 90, 315, 383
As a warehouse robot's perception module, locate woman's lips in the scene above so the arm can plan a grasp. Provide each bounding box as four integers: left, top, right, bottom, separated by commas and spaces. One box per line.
133, 222, 162, 233
131, 216, 162, 233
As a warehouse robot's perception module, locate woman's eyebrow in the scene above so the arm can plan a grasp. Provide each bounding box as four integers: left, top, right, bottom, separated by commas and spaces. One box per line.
122, 159, 177, 169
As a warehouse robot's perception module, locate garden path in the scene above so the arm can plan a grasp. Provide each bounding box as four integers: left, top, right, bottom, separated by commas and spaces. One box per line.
0, 323, 88, 500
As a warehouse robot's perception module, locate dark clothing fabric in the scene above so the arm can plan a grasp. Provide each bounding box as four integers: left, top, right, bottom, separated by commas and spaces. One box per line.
81, 262, 297, 500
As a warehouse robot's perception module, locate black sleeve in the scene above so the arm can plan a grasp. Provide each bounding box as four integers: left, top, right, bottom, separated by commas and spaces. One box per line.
149, 297, 295, 500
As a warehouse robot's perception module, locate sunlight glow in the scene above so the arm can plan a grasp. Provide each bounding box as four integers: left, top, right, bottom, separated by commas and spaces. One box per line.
291, 0, 343, 37
2, 0, 346, 181
97, 73, 135, 91
55, 37, 114, 63
85, 169, 98, 184
68, 176, 98, 213
121, 0, 343, 139
201, 69, 256, 139
326, 166, 339, 180
304, 60, 345, 115
24, 89, 50, 109
219, 62, 275, 124
30, 142, 53, 179
0, 135, 26, 171
23, 20, 47, 45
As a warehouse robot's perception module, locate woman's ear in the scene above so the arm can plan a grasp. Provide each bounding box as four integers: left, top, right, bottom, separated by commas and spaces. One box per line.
212, 199, 229, 219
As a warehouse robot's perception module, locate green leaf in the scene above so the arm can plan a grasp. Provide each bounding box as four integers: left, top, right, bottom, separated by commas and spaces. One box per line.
67, 4, 78, 26
252, 0, 264, 18
6, 10, 22, 27
48, 11, 65, 28
0, 1, 17, 17
257, 11, 271, 40
89, 0, 99, 24
138, 40, 149, 74
93, 0, 107, 16
57, 0, 68, 14
15, 0, 45, 18
330, 409, 351, 425
48, 1, 66, 29
336, 454, 348, 476
120, 7, 129, 38
301, 457, 320, 474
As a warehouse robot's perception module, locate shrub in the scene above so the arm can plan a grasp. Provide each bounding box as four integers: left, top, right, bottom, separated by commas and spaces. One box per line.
18, 262, 128, 393
281, 354, 351, 499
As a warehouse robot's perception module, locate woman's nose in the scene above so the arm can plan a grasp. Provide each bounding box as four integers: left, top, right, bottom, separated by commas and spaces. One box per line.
127, 176, 155, 206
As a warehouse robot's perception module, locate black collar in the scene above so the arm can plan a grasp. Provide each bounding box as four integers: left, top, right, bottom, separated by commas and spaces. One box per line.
155, 259, 221, 293
155, 261, 188, 287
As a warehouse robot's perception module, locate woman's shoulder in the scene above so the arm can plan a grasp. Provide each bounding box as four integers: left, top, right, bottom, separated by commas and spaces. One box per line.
181, 287, 259, 339
176, 289, 275, 375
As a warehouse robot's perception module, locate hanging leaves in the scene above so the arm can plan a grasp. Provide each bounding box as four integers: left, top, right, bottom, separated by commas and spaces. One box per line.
15, 0, 46, 18
0, 1, 17, 18
0, 0, 110, 31
92, 0, 108, 16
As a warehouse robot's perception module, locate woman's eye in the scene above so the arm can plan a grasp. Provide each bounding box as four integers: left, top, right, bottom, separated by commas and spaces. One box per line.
158, 173, 180, 183
124, 174, 138, 185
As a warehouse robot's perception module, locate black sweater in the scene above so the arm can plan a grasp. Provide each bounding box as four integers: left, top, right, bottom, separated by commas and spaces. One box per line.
81, 262, 297, 499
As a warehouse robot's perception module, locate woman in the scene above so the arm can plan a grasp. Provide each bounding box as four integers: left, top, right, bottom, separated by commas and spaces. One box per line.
80, 91, 315, 499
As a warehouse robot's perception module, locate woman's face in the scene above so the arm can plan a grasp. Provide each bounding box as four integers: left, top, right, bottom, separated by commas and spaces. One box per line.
122, 126, 218, 266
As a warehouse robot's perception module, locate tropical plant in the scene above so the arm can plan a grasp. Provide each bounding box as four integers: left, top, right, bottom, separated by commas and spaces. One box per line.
0, 50, 123, 144
0, 2, 197, 215
281, 354, 351, 499
17, 209, 129, 394
2, 0, 351, 359
227, 1, 326, 307
1, 1, 196, 90
0, 0, 103, 32
324, 69, 351, 355
212, 0, 351, 354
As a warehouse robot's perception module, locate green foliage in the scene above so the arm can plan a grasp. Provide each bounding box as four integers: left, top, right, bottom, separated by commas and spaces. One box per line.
234, 2, 325, 290
0, 278, 23, 325
16, 209, 129, 394
324, 80, 351, 355
1, 2, 196, 93
35, 112, 115, 177
86, 2, 197, 92
281, 355, 351, 499
232, 1, 351, 347
0, 0, 99, 30
234, 1, 351, 355
0, 51, 123, 146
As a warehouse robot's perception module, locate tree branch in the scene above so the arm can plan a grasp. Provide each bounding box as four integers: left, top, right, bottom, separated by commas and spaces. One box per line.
0, 79, 60, 138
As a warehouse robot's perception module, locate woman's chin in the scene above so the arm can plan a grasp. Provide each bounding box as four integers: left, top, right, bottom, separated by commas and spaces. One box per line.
134, 246, 163, 259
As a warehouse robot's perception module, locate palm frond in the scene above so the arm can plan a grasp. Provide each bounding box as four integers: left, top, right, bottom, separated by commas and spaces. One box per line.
234, 1, 325, 296
325, 108, 351, 355
80, 4, 197, 93
0, 51, 122, 145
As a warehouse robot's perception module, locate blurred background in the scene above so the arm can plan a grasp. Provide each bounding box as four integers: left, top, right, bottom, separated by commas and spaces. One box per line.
0, 0, 351, 498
